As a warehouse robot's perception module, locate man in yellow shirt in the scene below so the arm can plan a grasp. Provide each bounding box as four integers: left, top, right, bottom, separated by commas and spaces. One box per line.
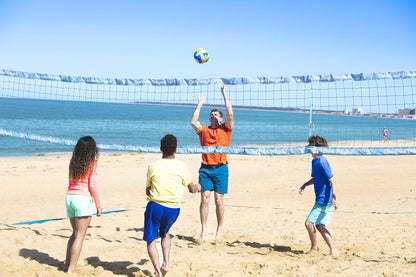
144, 134, 200, 277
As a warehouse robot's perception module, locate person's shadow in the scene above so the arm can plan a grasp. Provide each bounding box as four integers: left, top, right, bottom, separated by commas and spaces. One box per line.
226, 240, 304, 255
86, 257, 152, 277
19, 249, 153, 276
175, 234, 304, 255
19, 248, 63, 270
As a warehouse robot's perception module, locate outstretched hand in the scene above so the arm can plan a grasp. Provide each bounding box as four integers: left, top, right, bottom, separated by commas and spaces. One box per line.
298, 185, 305, 195
221, 85, 226, 96
198, 94, 206, 105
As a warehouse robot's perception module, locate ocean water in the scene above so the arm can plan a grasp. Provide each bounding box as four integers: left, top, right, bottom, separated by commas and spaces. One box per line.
1, 98, 415, 156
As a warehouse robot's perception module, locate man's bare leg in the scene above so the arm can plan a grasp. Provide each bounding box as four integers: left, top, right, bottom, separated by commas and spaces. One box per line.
305, 220, 319, 254
214, 192, 224, 241
199, 190, 212, 242
160, 233, 171, 275
147, 240, 162, 277
316, 225, 339, 257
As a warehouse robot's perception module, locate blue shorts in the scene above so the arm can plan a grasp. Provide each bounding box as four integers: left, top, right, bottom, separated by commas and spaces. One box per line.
65, 194, 95, 218
199, 164, 229, 194
306, 202, 332, 226
143, 201, 180, 242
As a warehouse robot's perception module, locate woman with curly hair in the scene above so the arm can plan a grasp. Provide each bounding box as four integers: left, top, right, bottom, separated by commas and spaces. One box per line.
64, 136, 102, 273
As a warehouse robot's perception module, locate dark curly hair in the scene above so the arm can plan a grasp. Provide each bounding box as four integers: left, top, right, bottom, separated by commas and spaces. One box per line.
160, 134, 177, 156
69, 136, 99, 180
308, 135, 329, 147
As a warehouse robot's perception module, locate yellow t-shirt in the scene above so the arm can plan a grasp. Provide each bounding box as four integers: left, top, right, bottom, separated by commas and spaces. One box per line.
146, 159, 192, 208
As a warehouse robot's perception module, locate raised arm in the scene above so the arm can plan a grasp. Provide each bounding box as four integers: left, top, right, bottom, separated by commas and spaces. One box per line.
190, 94, 205, 134
221, 85, 234, 130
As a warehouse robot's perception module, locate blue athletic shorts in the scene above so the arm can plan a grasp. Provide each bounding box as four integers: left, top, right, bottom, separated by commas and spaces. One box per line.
306, 202, 332, 226
65, 194, 95, 218
143, 201, 180, 242
198, 164, 229, 194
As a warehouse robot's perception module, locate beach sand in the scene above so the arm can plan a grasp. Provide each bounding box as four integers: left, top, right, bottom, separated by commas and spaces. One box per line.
0, 152, 415, 276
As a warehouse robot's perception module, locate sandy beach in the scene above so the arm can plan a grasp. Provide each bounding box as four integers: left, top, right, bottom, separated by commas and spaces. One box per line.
0, 152, 415, 276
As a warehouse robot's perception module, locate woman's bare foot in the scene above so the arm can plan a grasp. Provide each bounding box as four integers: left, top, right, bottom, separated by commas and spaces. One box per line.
215, 228, 222, 241
330, 248, 339, 257
65, 269, 79, 275
197, 231, 206, 244
161, 265, 169, 276
306, 246, 319, 254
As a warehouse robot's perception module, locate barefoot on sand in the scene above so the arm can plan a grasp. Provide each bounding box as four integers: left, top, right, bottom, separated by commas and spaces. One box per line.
214, 231, 226, 245
306, 247, 319, 255
197, 231, 216, 244
330, 249, 340, 258
196, 232, 206, 245
161, 266, 168, 276
65, 270, 80, 276
215, 228, 222, 241
199, 231, 206, 242
195, 237, 204, 245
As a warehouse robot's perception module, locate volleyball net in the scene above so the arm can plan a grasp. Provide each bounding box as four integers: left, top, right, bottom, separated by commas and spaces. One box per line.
0, 69, 415, 155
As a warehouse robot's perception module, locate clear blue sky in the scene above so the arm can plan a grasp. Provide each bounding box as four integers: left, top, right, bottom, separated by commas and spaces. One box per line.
0, 0, 415, 79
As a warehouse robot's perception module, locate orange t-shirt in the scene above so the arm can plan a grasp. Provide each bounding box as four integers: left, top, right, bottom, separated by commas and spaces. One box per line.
199, 123, 232, 165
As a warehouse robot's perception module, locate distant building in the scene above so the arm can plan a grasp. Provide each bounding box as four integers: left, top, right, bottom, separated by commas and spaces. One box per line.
344, 107, 366, 115
353, 107, 366, 115
398, 108, 416, 119
398, 108, 415, 116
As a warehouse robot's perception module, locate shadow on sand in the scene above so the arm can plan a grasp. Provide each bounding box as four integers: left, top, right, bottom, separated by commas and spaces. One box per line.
86, 256, 153, 277
226, 240, 304, 255
19, 248, 63, 271
19, 248, 153, 276
175, 234, 197, 243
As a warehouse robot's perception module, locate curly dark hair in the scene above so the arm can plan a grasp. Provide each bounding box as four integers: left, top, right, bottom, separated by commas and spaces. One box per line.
160, 134, 177, 156
69, 136, 99, 180
308, 135, 329, 147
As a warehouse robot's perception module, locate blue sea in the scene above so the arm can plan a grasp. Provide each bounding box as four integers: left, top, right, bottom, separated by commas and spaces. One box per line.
1, 98, 415, 156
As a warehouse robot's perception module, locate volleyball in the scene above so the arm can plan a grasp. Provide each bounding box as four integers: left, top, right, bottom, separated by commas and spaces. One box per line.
194, 48, 209, 64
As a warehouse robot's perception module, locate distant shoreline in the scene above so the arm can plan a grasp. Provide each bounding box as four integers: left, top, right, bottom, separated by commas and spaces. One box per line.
2, 97, 412, 120
132, 101, 415, 120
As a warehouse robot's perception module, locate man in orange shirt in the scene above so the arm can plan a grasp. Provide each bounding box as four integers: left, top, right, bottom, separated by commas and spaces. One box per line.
191, 85, 234, 242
